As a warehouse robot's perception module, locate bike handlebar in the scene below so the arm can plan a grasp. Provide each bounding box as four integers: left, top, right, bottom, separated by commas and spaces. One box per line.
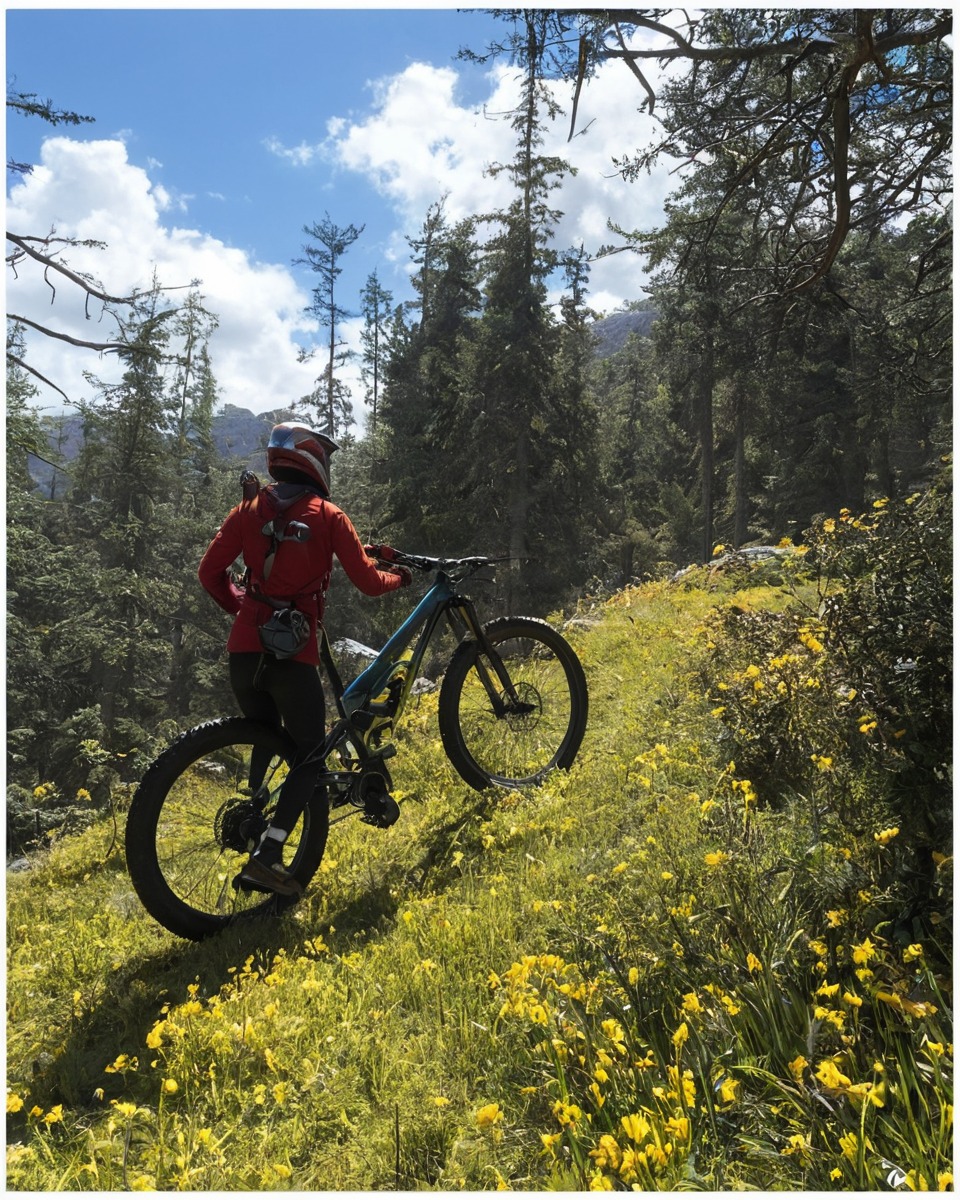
371, 547, 493, 578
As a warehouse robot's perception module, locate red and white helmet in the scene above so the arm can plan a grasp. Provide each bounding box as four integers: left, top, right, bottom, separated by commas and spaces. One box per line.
266, 422, 339, 495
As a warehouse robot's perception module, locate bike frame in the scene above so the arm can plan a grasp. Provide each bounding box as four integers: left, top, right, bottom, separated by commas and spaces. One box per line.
314, 563, 523, 778
338, 571, 468, 723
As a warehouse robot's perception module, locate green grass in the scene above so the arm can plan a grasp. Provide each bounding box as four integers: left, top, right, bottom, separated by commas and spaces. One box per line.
6, 576, 952, 1190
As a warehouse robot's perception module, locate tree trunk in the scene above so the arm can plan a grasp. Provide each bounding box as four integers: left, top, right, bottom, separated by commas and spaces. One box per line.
509, 431, 530, 609
698, 336, 715, 562
733, 383, 747, 548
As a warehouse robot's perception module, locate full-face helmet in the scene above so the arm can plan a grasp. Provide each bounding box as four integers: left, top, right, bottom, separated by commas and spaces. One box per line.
266, 422, 339, 495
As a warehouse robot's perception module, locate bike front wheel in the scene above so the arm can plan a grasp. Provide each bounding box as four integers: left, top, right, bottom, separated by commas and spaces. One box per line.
438, 616, 588, 790
125, 718, 328, 940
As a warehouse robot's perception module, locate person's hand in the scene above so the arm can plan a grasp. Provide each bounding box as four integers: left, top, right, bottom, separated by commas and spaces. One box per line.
364, 543, 397, 562
391, 566, 413, 587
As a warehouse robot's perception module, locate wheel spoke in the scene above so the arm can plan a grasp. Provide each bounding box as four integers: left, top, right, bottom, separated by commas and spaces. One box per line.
447, 628, 583, 786
126, 719, 330, 939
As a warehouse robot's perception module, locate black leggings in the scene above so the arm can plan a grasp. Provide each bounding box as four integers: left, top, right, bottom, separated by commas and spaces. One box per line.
229, 653, 326, 834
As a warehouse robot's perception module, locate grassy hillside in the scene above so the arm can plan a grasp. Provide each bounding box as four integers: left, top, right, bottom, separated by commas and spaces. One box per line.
6, 525, 952, 1191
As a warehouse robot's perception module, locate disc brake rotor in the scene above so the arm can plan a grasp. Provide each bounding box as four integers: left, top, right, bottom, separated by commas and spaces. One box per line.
502, 681, 542, 731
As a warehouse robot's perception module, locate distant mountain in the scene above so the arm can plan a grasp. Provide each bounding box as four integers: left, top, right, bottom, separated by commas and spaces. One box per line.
210, 404, 297, 472
28, 404, 296, 498
589, 309, 658, 358
28, 315, 656, 495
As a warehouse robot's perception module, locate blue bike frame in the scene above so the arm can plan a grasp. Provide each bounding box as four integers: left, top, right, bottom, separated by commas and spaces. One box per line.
338, 572, 469, 721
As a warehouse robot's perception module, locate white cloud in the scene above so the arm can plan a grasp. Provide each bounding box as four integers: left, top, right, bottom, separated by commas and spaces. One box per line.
319, 50, 678, 314
7, 35, 679, 428
263, 135, 321, 168
7, 136, 320, 415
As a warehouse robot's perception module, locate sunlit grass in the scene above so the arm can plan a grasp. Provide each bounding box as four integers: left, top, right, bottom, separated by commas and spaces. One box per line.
6, 575, 952, 1190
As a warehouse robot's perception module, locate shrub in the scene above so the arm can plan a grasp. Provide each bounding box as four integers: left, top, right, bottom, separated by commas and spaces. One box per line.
702, 470, 952, 916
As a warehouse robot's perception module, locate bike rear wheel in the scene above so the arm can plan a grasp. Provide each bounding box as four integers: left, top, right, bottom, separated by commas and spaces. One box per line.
438, 616, 588, 790
125, 718, 328, 940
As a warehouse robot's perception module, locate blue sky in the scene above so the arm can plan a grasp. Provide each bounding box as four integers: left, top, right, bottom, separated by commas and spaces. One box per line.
6, 7, 675, 423
8, 9, 502, 277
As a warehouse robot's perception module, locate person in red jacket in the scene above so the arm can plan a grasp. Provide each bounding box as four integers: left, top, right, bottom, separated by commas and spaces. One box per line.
198, 421, 409, 895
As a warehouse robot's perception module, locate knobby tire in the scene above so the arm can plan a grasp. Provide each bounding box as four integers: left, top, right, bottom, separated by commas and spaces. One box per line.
438, 616, 588, 790
125, 717, 328, 940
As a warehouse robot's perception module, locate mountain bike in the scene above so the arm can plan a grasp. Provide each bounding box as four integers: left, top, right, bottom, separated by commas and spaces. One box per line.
125, 551, 588, 940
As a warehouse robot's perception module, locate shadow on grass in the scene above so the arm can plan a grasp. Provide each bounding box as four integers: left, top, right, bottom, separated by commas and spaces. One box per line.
22, 787, 499, 1112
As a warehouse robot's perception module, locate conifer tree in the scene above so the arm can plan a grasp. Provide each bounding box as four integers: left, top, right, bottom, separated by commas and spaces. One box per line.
296, 213, 364, 436
359, 270, 393, 435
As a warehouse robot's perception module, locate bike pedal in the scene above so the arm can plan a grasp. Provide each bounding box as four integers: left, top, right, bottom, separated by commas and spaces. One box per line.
361, 794, 401, 828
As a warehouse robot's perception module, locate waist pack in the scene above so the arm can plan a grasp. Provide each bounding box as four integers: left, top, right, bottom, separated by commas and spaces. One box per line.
258, 606, 311, 659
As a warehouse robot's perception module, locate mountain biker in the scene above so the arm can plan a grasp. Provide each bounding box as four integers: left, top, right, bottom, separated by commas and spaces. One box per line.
198, 421, 410, 896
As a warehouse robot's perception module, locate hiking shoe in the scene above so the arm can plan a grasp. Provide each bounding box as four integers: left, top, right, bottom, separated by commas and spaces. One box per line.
234, 855, 303, 897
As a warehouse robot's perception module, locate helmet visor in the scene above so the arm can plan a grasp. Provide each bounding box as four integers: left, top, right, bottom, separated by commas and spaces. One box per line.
268, 425, 339, 455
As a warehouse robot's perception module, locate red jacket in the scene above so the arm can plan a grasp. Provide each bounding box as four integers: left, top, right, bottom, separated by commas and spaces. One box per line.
198, 487, 404, 666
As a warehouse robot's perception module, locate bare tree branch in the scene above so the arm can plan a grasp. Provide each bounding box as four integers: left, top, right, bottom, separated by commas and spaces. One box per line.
7, 312, 132, 354
6, 353, 71, 402
6, 231, 136, 306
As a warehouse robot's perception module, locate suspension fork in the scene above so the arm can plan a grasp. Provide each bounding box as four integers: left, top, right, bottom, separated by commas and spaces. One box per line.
446, 598, 530, 718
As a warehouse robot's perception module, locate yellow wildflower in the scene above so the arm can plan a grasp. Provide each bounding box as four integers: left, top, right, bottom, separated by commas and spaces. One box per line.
704, 850, 729, 868
903, 943, 924, 963
851, 938, 878, 965
874, 826, 900, 845
666, 1115, 690, 1141
552, 1100, 582, 1129
787, 1055, 807, 1082
621, 1112, 651, 1144
716, 1076, 738, 1106
161, 1079, 178, 1095
816, 1060, 852, 1092
475, 1102, 503, 1130
781, 1133, 812, 1161
814, 1006, 846, 1030
7, 1093, 24, 1114
589, 1134, 622, 1170
746, 953, 763, 973
876, 991, 937, 1019
839, 1131, 871, 1161
145, 1021, 166, 1050
681, 991, 703, 1014
43, 1104, 64, 1126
